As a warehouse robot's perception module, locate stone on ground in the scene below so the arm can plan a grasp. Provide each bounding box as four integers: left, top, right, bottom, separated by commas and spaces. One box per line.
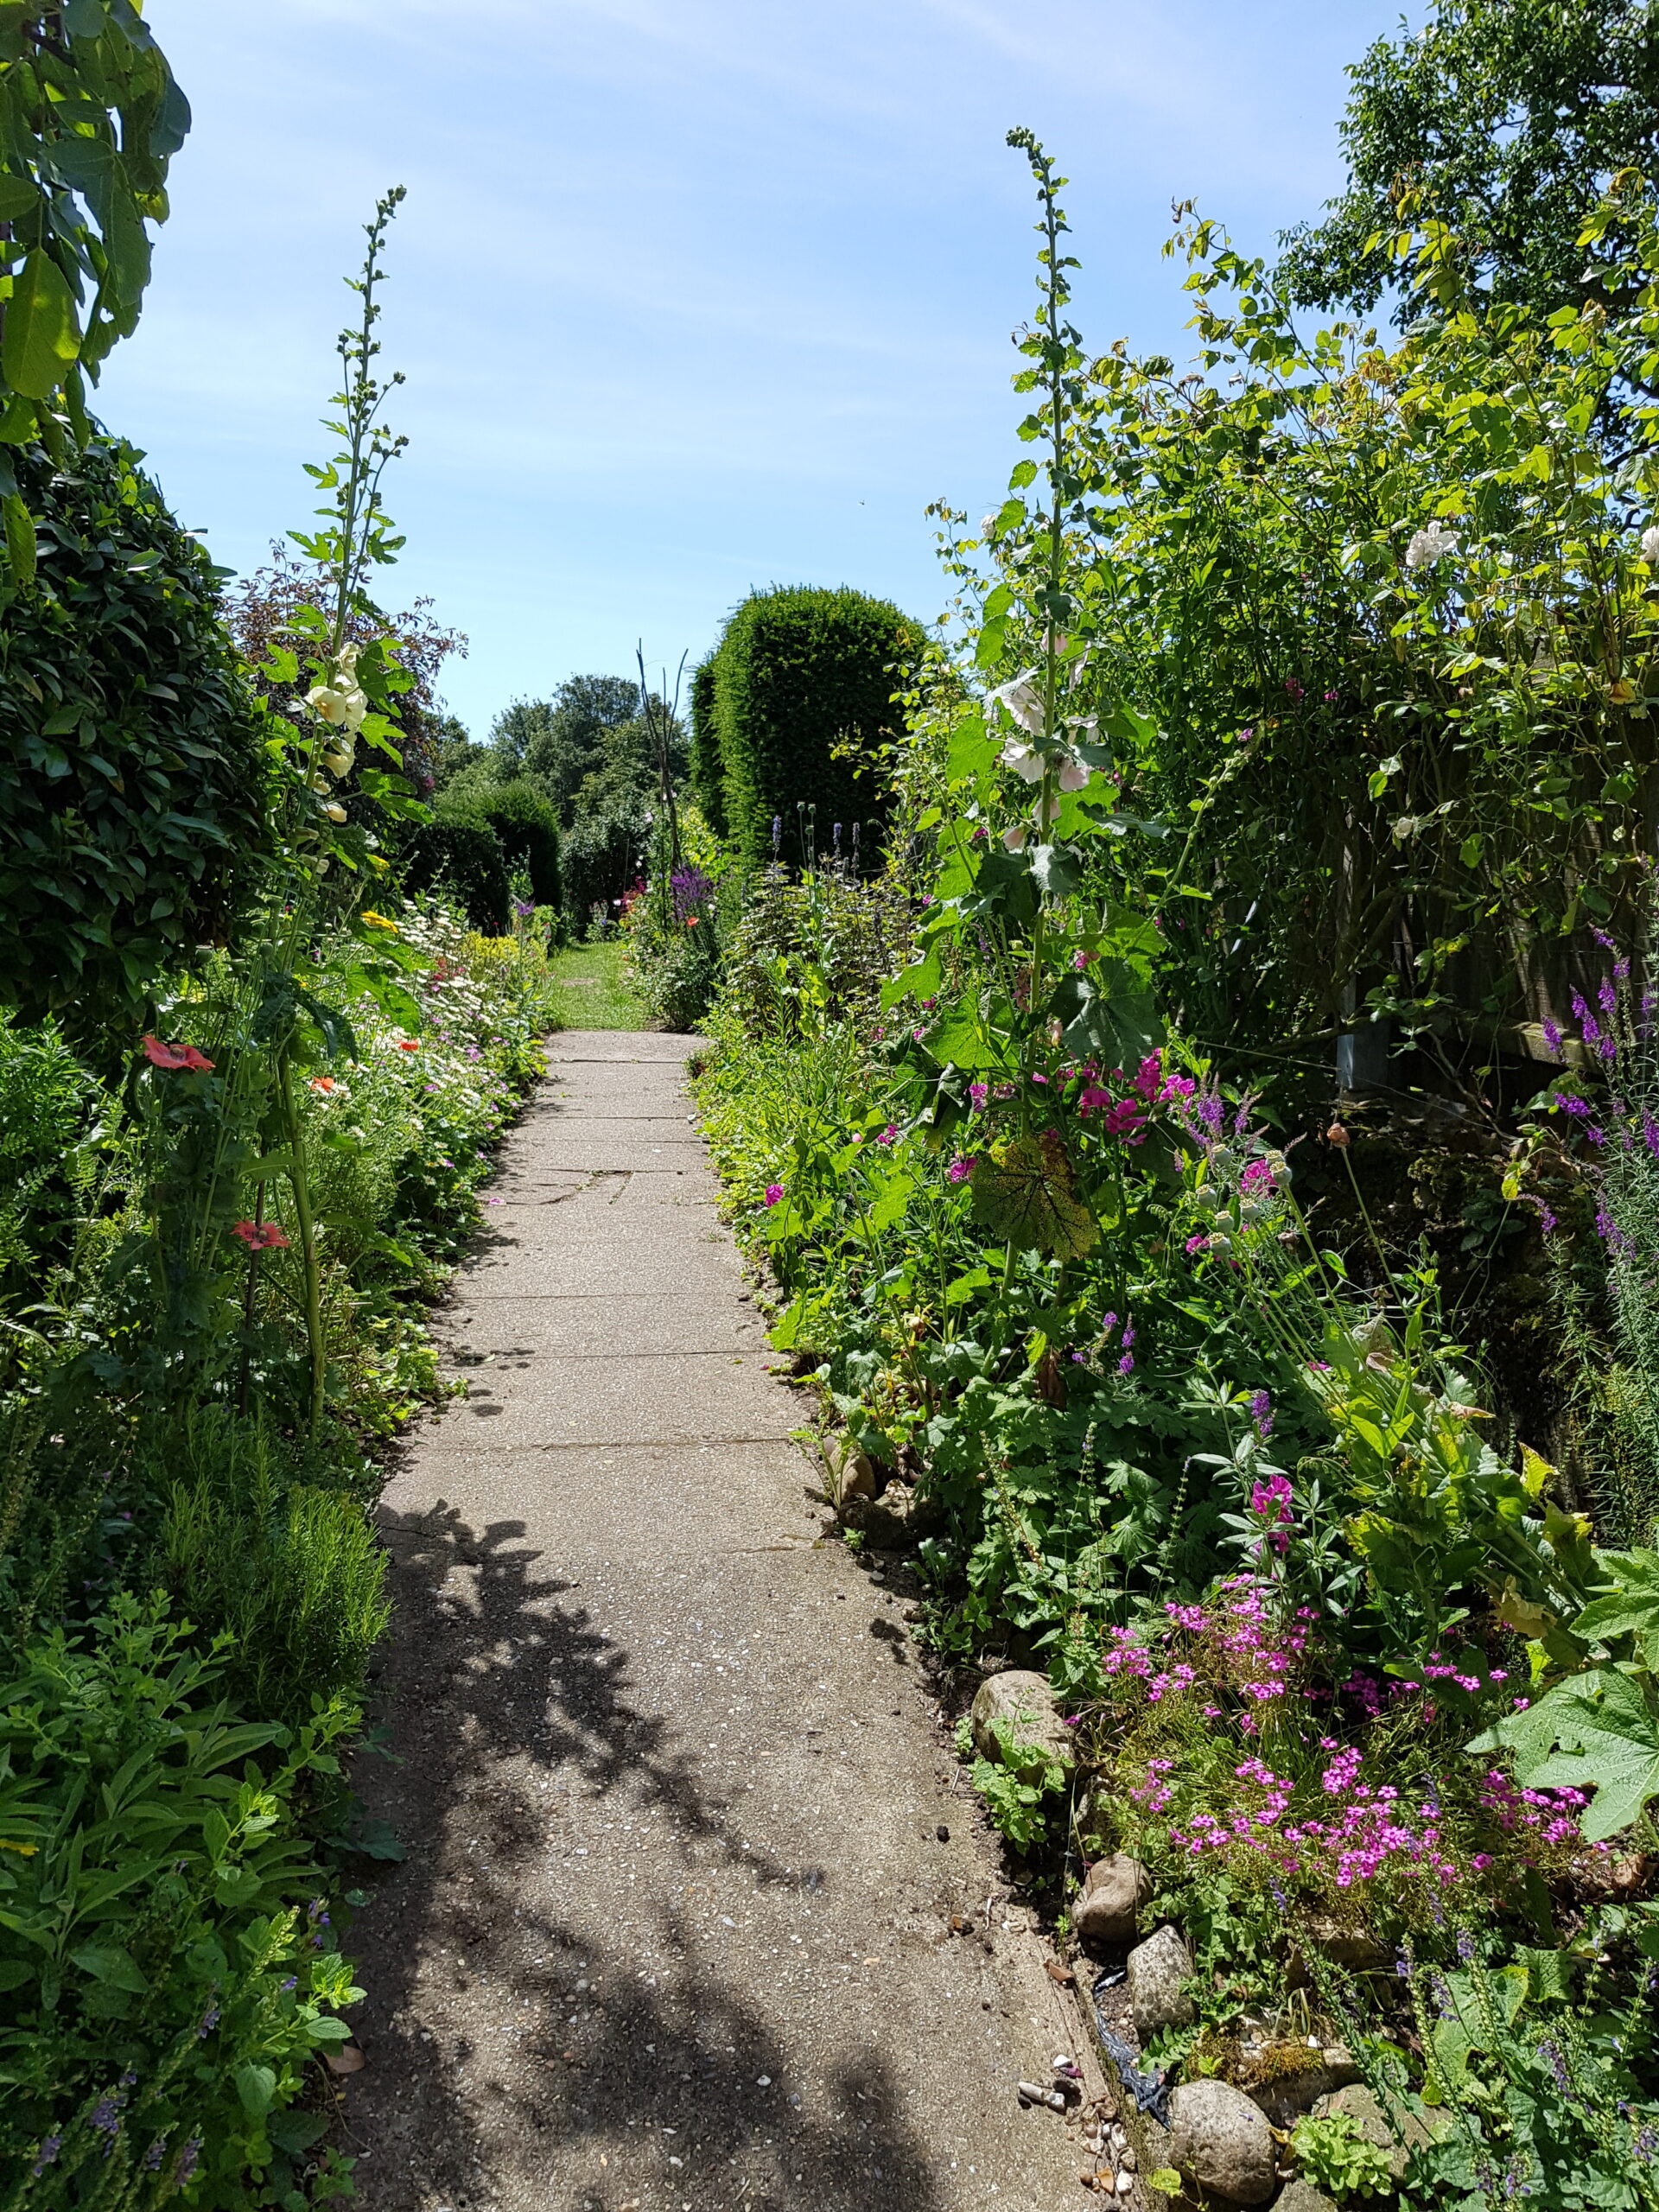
1164, 2078, 1278, 2205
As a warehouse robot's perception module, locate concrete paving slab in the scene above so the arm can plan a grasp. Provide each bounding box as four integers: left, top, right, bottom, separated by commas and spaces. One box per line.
433, 1351, 800, 1449
346, 1026, 1090, 2212
436, 1294, 768, 1360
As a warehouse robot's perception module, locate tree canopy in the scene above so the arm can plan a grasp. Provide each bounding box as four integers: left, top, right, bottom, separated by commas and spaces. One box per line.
1278, 0, 1659, 323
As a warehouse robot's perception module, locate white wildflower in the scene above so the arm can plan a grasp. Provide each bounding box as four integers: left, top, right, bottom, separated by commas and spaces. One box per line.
986, 674, 1046, 736
1001, 740, 1046, 783
1641, 524, 1659, 565
1405, 519, 1460, 569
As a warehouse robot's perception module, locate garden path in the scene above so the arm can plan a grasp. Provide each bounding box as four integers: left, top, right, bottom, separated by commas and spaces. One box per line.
344, 1032, 1089, 2212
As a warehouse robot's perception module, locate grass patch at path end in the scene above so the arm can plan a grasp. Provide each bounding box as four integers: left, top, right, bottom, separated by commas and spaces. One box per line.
546, 939, 645, 1030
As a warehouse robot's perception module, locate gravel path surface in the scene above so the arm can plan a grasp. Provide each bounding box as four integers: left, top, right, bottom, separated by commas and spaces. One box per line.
345, 1033, 1090, 2212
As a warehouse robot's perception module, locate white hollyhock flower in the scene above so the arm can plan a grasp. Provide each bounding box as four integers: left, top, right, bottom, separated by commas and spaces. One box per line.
980, 513, 998, 540
1001, 823, 1028, 852
1641, 524, 1659, 565
987, 674, 1046, 736
1001, 740, 1046, 783
1058, 760, 1090, 793
1405, 519, 1460, 569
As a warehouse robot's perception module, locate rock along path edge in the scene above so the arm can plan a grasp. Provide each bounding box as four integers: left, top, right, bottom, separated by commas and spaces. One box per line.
346, 1033, 1088, 2212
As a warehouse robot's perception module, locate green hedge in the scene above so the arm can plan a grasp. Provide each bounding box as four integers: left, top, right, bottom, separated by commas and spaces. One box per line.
0, 436, 266, 1025
467, 779, 562, 909
688, 655, 725, 835
706, 584, 918, 866
399, 803, 509, 931
561, 799, 646, 927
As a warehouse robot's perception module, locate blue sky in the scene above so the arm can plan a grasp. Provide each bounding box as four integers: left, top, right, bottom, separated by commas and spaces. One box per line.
98, 1, 1408, 736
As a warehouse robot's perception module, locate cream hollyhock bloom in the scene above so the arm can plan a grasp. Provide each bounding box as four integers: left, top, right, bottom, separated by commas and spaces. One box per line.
1001, 739, 1046, 783
1057, 760, 1090, 793
1641, 524, 1659, 565
1001, 823, 1028, 852
1405, 519, 1460, 569
987, 674, 1046, 736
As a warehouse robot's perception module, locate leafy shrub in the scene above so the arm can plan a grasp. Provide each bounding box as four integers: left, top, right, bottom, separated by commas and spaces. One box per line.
688, 654, 726, 835
148, 1413, 388, 1732
0, 437, 267, 1026
464, 778, 562, 909
398, 802, 508, 930
560, 798, 647, 928
705, 585, 919, 865
0, 1595, 363, 2210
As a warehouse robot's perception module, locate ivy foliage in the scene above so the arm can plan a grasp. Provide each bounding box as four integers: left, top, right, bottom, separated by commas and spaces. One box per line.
705, 583, 919, 866
0, 435, 265, 1023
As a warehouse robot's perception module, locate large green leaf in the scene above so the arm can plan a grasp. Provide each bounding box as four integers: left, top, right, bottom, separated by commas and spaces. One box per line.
1470, 1669, 1659, 1843
3, 250, 80, 397
971, 1131, 1096, 1258
1572, 1548, 1659, 1669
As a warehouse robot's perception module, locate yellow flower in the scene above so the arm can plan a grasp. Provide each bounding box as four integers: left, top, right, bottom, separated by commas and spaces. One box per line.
360, 910, 399, 932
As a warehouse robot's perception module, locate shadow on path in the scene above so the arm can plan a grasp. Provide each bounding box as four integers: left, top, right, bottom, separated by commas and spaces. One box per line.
345, 1503, 948, 2212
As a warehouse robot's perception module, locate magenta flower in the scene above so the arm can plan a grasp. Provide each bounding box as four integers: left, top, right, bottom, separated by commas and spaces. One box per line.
764, 1184, 784, 1206
947, 1156, 976, 1185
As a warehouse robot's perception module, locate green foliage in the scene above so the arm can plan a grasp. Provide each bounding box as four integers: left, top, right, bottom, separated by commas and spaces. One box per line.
560, 797, 647, 928
706, 584, 919, 865
1289, 2112, 1395, 2203
0, 1593, 364, 2210
490, 676, 658, 824
968, 1716, 1069, 1851
464, 779, 561, 909
0, 436, 266, 1025
400, 801, 509, 930
0, 4, 188, 482
688, 655, 726, 834
1278, 0, 1659, 326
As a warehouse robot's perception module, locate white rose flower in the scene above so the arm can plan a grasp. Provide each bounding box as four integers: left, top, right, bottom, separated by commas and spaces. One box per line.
1641, 524, 1659, 565
1405, 519, 1460, 569
1001, 740, 1046, 783
986, 674, 1046, 736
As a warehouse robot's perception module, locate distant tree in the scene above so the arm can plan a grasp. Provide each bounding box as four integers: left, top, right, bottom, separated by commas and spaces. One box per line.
428, 712, 484, 791
490, 675, 642, 820
1277, 0, 1659, 325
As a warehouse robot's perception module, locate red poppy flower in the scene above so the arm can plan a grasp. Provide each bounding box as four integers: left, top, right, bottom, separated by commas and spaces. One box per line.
142, 1034, 215, 1073
397, 1039, 420, 1052
309, 1076, 337, 1094
232, 1221, 291, 1252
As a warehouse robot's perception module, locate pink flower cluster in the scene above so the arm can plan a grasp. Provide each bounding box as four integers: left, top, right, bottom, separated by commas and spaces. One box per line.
1070, 1049, 1195, 1145
1478, 1768, 1604, 1851
1166, 1744, 1461, 1890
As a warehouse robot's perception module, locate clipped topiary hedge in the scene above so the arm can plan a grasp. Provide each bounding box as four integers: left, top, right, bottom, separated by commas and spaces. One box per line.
688, 654, 725, 836
706, 584, 918, 866
0, 436, 267, 1023
399, 801, 509, 931
467, 778, 563, 909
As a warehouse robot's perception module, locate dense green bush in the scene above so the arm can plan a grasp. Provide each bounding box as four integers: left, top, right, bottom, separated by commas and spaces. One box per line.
0, 1596, 363, 2212
0, 437, 267, 1025
466, 778, 562, 908
705, 585, 918, 866
561, 798, 646, 928
398, 801, 509, 930
687, 655, 726, 835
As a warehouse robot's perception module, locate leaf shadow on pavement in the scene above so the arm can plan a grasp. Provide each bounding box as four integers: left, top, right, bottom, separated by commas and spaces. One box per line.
341, 1502, 949, 2212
